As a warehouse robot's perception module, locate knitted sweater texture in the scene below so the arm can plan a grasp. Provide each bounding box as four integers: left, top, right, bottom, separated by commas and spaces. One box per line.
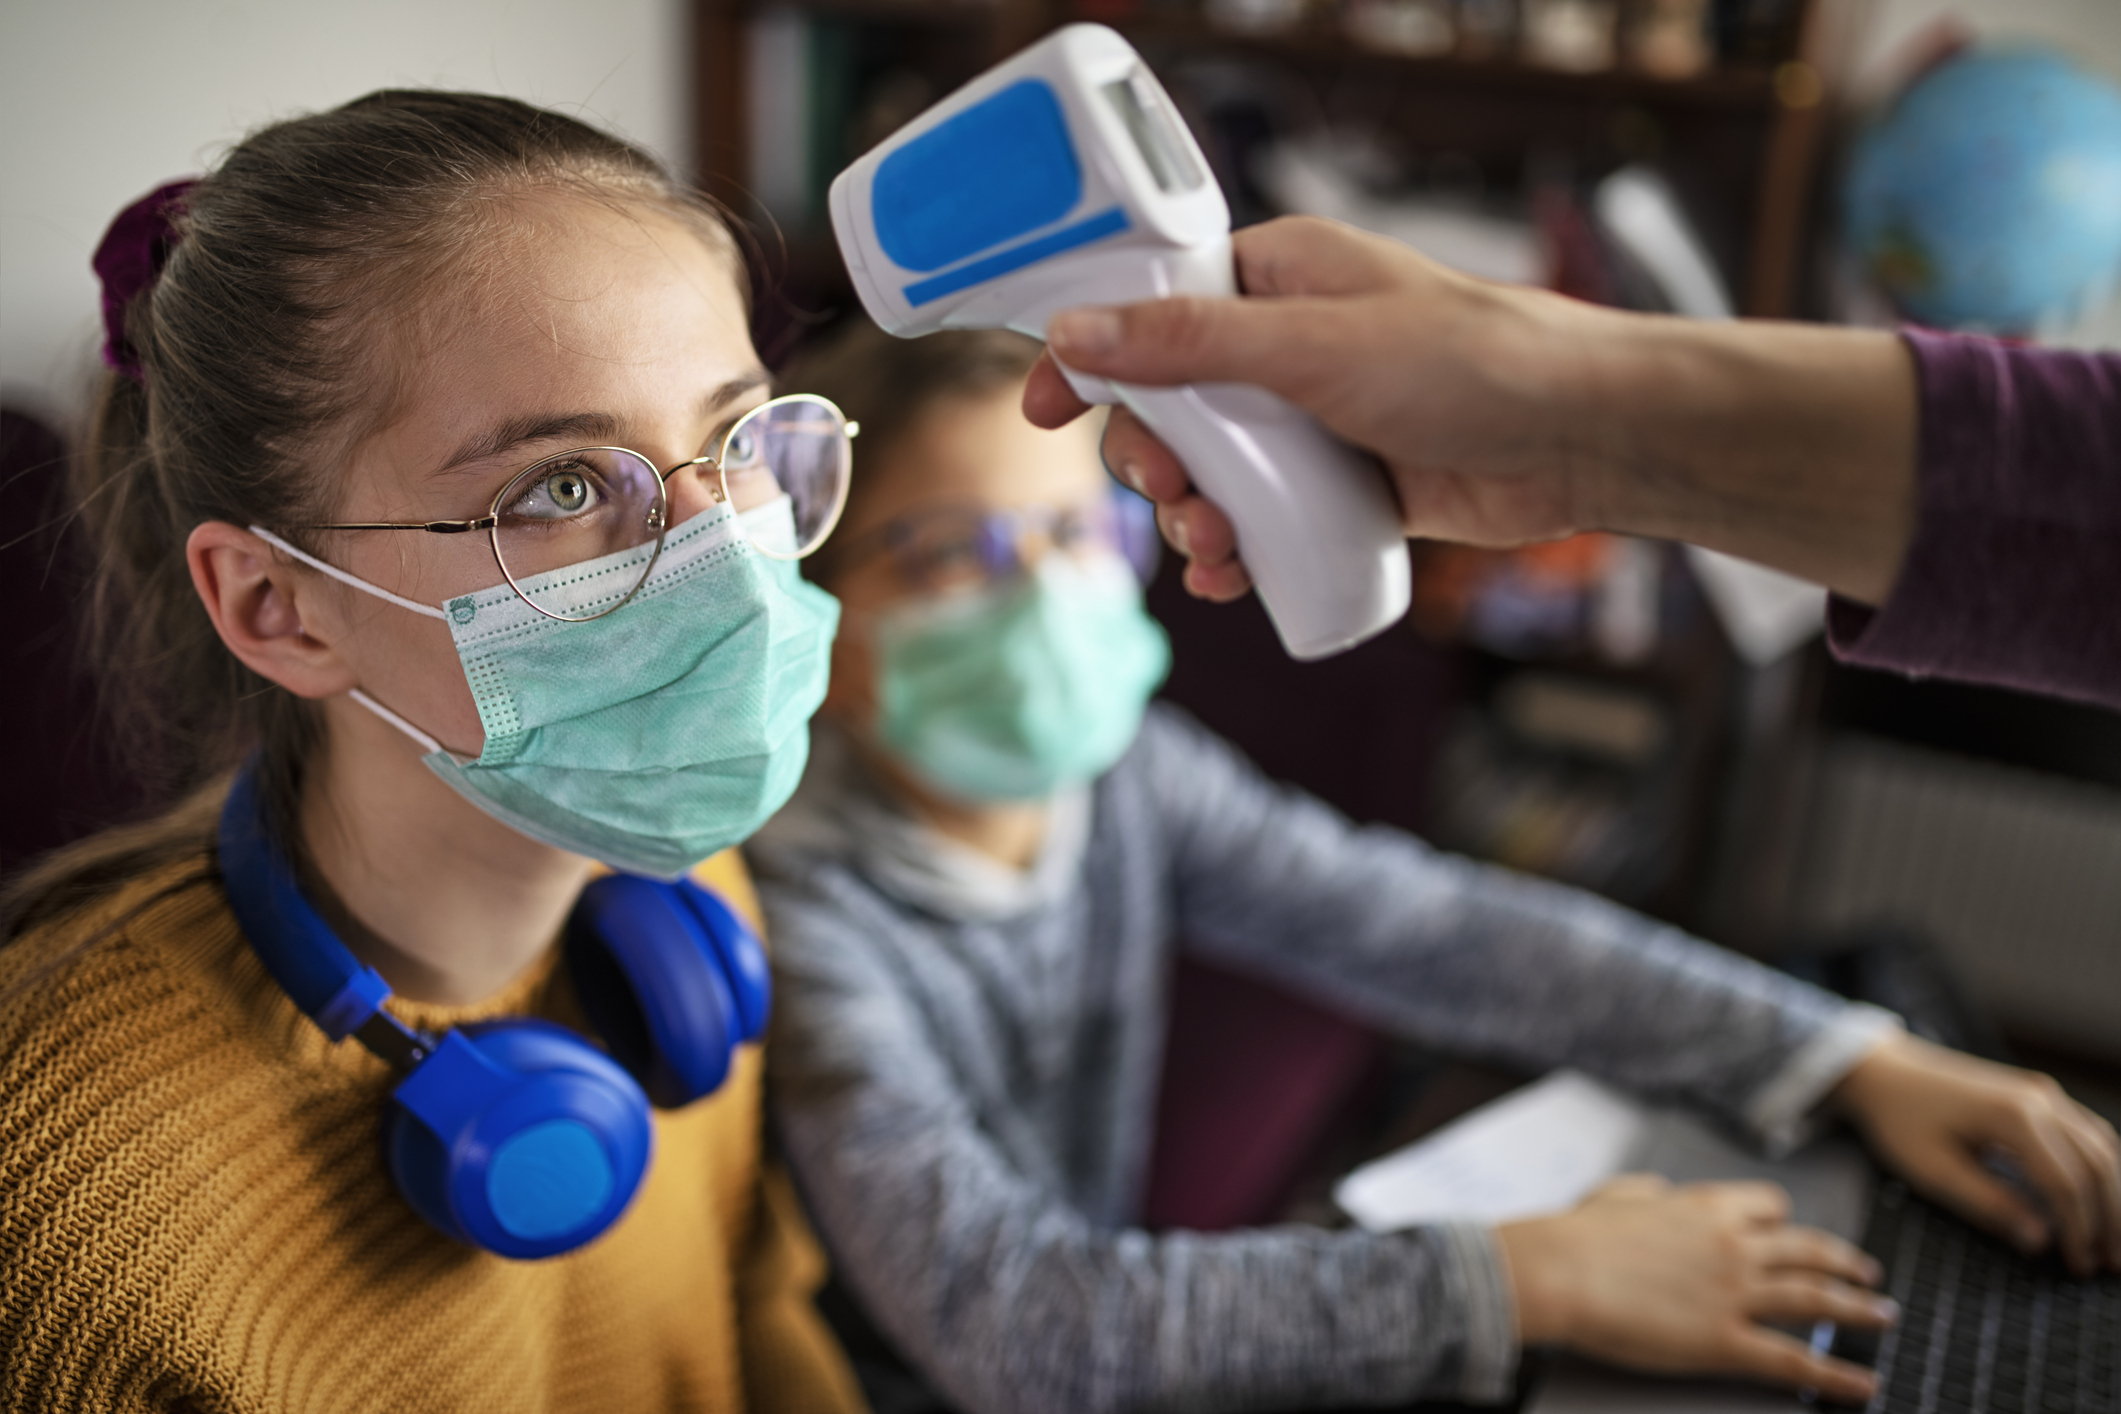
0, 849, 863, 1414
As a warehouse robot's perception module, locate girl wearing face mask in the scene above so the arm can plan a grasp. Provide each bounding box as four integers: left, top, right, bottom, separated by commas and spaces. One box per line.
0, 95, 866, 1412
749, 322, 2121, 1414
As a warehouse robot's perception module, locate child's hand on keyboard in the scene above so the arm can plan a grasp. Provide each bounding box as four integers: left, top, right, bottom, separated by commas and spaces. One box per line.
1495, 1173, 1897, 1404
1830, 1031, 2121, 1277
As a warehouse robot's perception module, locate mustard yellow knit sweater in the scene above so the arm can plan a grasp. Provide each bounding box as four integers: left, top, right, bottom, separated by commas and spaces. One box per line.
0, 849, 865, 1414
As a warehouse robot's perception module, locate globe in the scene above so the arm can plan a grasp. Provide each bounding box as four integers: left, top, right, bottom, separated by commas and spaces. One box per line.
1845, 46, 2121, 334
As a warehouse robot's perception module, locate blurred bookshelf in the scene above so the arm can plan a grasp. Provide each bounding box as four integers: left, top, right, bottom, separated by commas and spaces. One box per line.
695, 0, 1844, 325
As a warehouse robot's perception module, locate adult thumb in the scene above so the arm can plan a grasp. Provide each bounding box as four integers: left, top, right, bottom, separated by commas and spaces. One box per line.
1046, 295, 1324, 399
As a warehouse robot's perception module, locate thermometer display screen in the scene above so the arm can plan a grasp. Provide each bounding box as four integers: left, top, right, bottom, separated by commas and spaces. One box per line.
1100, 68, 1205, 195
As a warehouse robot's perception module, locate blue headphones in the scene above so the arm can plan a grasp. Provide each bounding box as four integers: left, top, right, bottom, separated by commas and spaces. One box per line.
216, 764, 770, 1260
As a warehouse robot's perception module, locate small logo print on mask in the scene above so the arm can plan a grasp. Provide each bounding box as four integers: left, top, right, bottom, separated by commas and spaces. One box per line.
448, 597, 478, 625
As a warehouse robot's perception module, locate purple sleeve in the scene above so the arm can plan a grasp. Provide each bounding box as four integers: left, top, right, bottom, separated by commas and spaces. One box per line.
1826, 328, 2121, 710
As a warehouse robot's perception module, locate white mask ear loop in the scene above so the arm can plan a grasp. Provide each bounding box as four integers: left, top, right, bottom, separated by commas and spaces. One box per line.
248, 526, 447, 621
347, 689, 446, 757
247, 526, 458, 759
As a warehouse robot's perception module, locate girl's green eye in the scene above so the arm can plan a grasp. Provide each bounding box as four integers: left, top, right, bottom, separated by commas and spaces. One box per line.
548, 472, 588, 510
511, 464, 606, 521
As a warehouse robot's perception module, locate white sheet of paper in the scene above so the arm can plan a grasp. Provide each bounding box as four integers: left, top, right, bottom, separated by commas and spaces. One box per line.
1334, 1070, 1649, 1231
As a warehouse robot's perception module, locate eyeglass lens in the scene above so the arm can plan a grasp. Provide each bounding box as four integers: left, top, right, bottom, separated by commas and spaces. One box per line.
720, 395, 851, 561
492, 446, 667, 620
489, 394, 853, 620
889, 502, 1126, 595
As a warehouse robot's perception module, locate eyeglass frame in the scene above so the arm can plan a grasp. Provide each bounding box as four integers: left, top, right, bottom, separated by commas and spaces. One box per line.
293, 392, 857, 623
822, 490, 1159, 595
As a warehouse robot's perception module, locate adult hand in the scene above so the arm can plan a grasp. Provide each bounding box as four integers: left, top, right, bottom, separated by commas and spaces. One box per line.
1495, 1174, 1894, 1405
1023, 215, 1916, 606
1025, 217, 1597, 602
1830, 1031, 2121, 1276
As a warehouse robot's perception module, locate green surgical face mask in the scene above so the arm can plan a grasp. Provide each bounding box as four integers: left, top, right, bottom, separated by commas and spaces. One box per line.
258, 501, 839, 880
870, 553, 1170, 803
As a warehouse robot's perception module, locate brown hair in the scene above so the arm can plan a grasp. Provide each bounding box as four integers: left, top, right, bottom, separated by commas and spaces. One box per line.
1, 90, 740, 949
777, 318, 1043, 576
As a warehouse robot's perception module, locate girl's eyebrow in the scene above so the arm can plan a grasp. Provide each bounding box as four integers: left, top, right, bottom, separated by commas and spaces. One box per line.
702, 371, 774, 423
434, 370, 774, 476
438, 412, 620, 474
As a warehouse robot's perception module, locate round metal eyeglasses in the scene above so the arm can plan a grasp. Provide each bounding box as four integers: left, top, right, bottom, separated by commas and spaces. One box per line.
300, 394, 855, 622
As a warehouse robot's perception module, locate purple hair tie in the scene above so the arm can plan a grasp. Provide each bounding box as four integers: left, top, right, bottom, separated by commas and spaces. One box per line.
93, 179, 199, 383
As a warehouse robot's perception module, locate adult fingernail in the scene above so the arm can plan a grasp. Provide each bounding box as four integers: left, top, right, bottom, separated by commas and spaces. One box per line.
2016, 1217, 2046, 1251
1861, 1257, 1883, 1285
1871, 1297, 1901, 1323
1050, 309, 1122, 359
1168, 515, 1192, 556
1116, 458, 1145, 495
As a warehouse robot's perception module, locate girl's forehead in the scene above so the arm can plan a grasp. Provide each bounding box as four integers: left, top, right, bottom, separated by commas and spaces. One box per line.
460, 198, 749, 367
352, 198, 759, 497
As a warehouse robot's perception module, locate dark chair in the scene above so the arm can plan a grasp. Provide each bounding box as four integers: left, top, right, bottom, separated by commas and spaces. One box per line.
1142, 952, 1388, 1231
0, 407, 146, 878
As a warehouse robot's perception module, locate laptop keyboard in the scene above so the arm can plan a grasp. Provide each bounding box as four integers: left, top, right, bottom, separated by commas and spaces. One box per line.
1831, 1179, 2120, 1413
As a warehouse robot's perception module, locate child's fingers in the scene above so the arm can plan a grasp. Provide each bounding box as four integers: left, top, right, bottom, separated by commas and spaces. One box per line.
1724, 1326, 1879, 1405
1747, 1273, 1898, 1328
1913, 1144, 2050, 1254
2002, 1108, 2101, 1273
2061, 1119, 2121, 1271
1702, 1179, 1792, 1225
2052, 1106, 2121, 1269
1757, 1226, 1883, 1288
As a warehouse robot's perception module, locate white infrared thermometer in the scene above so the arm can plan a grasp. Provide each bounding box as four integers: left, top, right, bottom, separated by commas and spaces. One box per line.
828, 23, 1411, 660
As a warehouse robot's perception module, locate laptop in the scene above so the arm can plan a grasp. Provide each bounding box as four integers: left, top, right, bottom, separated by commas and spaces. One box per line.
1521, 1104, 2121, 1413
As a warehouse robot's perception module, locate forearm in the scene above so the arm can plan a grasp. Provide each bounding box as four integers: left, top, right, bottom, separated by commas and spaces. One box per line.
1147, 708, 1872, 1128
1571, 312, 1919, 605
1176, 814, 1867, 1127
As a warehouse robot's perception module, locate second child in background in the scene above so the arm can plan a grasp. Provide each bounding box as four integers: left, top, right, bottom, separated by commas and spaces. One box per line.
750, 322, 2121, 1414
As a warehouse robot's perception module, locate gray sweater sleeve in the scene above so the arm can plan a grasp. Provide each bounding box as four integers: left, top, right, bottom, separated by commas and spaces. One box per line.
763, 865, 1515, 1414
1138, 707, 1894, 1147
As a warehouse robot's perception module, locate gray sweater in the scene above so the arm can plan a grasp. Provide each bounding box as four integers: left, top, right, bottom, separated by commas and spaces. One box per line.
748, 707, 1895, 1414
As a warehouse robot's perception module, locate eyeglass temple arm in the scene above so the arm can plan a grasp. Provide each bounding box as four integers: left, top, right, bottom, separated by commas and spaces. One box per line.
299, 518, 498, 533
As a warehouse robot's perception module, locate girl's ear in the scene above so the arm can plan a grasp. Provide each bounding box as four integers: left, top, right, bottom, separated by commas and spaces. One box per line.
185, 522, 361, 700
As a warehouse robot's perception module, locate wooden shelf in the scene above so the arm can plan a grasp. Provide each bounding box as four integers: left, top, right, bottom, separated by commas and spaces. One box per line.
1114, 14, 1782, 112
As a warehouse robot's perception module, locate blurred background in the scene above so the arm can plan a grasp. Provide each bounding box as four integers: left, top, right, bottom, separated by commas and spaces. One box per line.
5, 0, 2121, 1155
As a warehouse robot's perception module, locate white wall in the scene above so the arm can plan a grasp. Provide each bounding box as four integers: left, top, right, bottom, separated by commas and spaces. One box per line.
0, 0, 689, 421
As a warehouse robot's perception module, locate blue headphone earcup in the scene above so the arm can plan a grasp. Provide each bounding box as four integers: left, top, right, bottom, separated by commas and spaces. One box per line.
565, 875, 768, 1109
385, 1019, 654, 1260
668, 877, 770, 1044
